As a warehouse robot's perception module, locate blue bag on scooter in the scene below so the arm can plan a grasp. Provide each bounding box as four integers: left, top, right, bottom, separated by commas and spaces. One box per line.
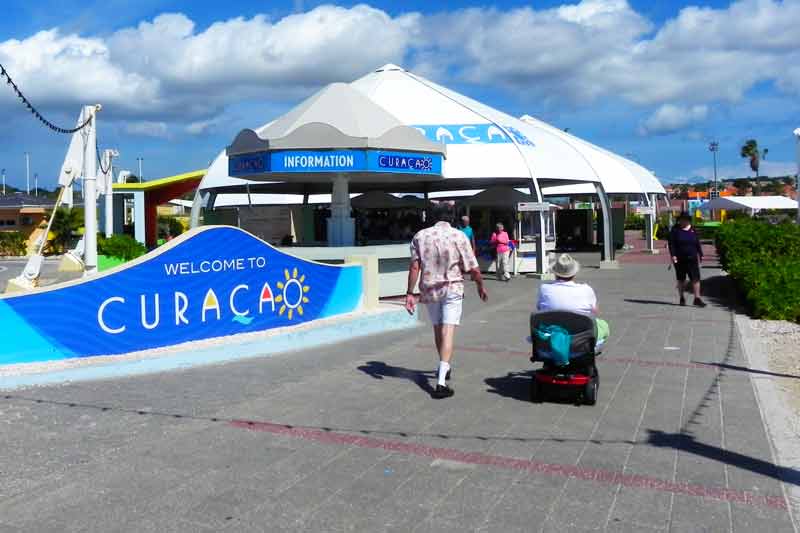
534, 324, 572, 367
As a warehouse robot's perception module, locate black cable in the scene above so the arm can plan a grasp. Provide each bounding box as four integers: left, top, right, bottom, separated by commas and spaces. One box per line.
96, 141, 111, 175
1, 62, 93, 134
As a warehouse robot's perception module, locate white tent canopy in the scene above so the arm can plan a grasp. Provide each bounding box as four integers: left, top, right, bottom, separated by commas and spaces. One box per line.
349, 65, 600, 188
706, 195, 798, 211
196, 64, 624, 269
199, 65, 603, 194
520, 115, 665, 197
461, 186, 531, 207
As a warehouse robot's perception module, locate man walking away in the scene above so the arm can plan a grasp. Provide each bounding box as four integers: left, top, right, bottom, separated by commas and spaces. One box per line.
405, 204, 488, 399
459, 215, 476, 253
490, 222, 512, 281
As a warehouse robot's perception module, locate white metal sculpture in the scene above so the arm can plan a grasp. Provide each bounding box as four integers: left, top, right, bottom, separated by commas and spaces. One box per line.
7, 105, 102, 291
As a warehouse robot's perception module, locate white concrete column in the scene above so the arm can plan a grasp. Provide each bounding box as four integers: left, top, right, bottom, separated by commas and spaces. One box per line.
344, 254, 379, 310
327, 175, 355, 246
133, 191, 146, 245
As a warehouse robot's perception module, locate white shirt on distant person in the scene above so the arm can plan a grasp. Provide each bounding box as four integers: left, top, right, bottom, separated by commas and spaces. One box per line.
536, 280, 597, 316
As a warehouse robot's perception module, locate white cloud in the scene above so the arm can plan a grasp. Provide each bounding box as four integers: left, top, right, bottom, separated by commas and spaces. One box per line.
0, 5, 419, 121
124, 121, 170, 138
0, 29, 160, 113
2, 0, 799, 131
639, 104, 708, 136
418, 0, 800, 106
185, 119, 218, 136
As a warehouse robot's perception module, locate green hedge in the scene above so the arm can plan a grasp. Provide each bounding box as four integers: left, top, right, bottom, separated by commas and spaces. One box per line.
97, 234, 147, 261
624, 214, 645, 230
716, 219, 800, 322
0, 231, 27, 256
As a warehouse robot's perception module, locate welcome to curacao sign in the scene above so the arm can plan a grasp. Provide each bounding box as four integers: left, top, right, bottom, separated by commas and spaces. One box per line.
0, 226, 363, 365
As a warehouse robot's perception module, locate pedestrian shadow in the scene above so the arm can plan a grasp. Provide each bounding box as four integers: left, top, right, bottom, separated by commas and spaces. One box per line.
357, 360, 435, 395
700, 275, 738, 310
646, 429, 800, 487
484, 371, 532, 402
692, 361, 800, 380
624, 298, 681, 307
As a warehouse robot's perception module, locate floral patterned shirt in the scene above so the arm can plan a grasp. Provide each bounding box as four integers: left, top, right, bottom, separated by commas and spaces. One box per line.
410, 221, 479, 303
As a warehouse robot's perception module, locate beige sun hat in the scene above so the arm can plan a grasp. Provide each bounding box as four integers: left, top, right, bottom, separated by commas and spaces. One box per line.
550, 253, 580, 278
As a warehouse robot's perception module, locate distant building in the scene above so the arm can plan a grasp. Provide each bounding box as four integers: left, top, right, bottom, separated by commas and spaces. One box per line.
0, 193, 56, 253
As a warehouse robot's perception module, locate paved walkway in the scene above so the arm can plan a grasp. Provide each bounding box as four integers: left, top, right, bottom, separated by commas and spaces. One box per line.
0, 255, 796, 532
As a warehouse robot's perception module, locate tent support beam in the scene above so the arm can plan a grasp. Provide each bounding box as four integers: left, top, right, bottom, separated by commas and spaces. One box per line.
596, 182, 619, 269
190, 190, 208, 229
644, 193, 658, 254
528, 178, 552, 279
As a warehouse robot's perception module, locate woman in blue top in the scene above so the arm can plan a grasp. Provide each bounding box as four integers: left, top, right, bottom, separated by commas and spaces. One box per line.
667, 212, 707, 307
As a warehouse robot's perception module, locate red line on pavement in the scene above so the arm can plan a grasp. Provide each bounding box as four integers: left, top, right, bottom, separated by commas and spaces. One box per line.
229, 419, 787, 511
415, 344, 715, 370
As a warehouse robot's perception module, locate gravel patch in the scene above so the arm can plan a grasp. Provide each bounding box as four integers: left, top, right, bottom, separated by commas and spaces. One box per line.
751, 319, 800, 425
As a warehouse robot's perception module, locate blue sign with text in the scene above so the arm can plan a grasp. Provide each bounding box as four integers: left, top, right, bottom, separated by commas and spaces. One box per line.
0, 227, 363, 365
229, 150, 443, 177
412, 124, 535, 146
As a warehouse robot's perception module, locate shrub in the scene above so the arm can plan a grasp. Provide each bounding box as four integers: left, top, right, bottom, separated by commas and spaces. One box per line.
158, 215, 185, 239
0, 231, 27, 256
624, 214, 645, 230
716, 219, 800, 321
97, 234, 147, 261
655, 213, 672, 240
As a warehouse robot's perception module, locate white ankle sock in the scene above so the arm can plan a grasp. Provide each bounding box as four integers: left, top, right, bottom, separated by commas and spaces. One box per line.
437, 361, 450, 386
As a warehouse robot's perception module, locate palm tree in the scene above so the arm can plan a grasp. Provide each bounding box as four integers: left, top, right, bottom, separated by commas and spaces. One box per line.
49, 207, 83, 253
740, 139, 768, 195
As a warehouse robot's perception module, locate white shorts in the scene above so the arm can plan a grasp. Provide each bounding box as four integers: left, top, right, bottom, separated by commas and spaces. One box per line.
426, 293, 464, 326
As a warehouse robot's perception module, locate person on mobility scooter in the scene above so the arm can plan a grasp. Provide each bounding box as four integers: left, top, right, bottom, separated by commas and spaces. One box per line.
530, 254, 610, 405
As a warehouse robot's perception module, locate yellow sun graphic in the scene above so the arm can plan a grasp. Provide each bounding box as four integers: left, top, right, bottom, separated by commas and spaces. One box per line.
275, 267, 311, 320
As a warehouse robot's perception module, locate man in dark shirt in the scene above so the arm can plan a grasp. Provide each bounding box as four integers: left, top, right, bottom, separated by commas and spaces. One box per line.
667, 212, 706, 307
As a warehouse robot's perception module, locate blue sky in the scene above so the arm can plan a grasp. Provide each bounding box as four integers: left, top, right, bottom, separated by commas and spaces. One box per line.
1, 0, 798, 189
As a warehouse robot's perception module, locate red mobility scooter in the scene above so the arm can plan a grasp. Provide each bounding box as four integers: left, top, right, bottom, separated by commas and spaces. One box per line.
530, 311, 601, 405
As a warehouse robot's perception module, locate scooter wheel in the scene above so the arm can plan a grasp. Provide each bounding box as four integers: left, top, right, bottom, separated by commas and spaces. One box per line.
584, 375, 598, 406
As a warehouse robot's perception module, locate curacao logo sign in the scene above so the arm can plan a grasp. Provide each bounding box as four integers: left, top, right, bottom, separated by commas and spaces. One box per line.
96, 266, 311, 334
0, 226, 363, 365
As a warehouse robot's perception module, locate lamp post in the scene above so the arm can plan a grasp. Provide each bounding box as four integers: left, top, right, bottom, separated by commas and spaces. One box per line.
24, 152, 30, 194
794, 128, 800, 224
34, 173, 38, 196
709, 141, 719, 196
136, 157, 143, 181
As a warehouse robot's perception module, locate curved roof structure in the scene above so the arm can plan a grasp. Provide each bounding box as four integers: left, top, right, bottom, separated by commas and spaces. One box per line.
519, 115, 665, 196
706, 195, 798, 211
349, 64, 600, 188
199, 64, 603, 198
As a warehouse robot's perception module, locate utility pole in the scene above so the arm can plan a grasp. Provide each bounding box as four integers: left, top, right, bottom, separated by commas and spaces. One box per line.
794, 128, 800, 225
24, 152, 30, 194
136, 157, 143, 181
1, 168, 5, 195
709, 141, 719, 197
34, 173, 38, 196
